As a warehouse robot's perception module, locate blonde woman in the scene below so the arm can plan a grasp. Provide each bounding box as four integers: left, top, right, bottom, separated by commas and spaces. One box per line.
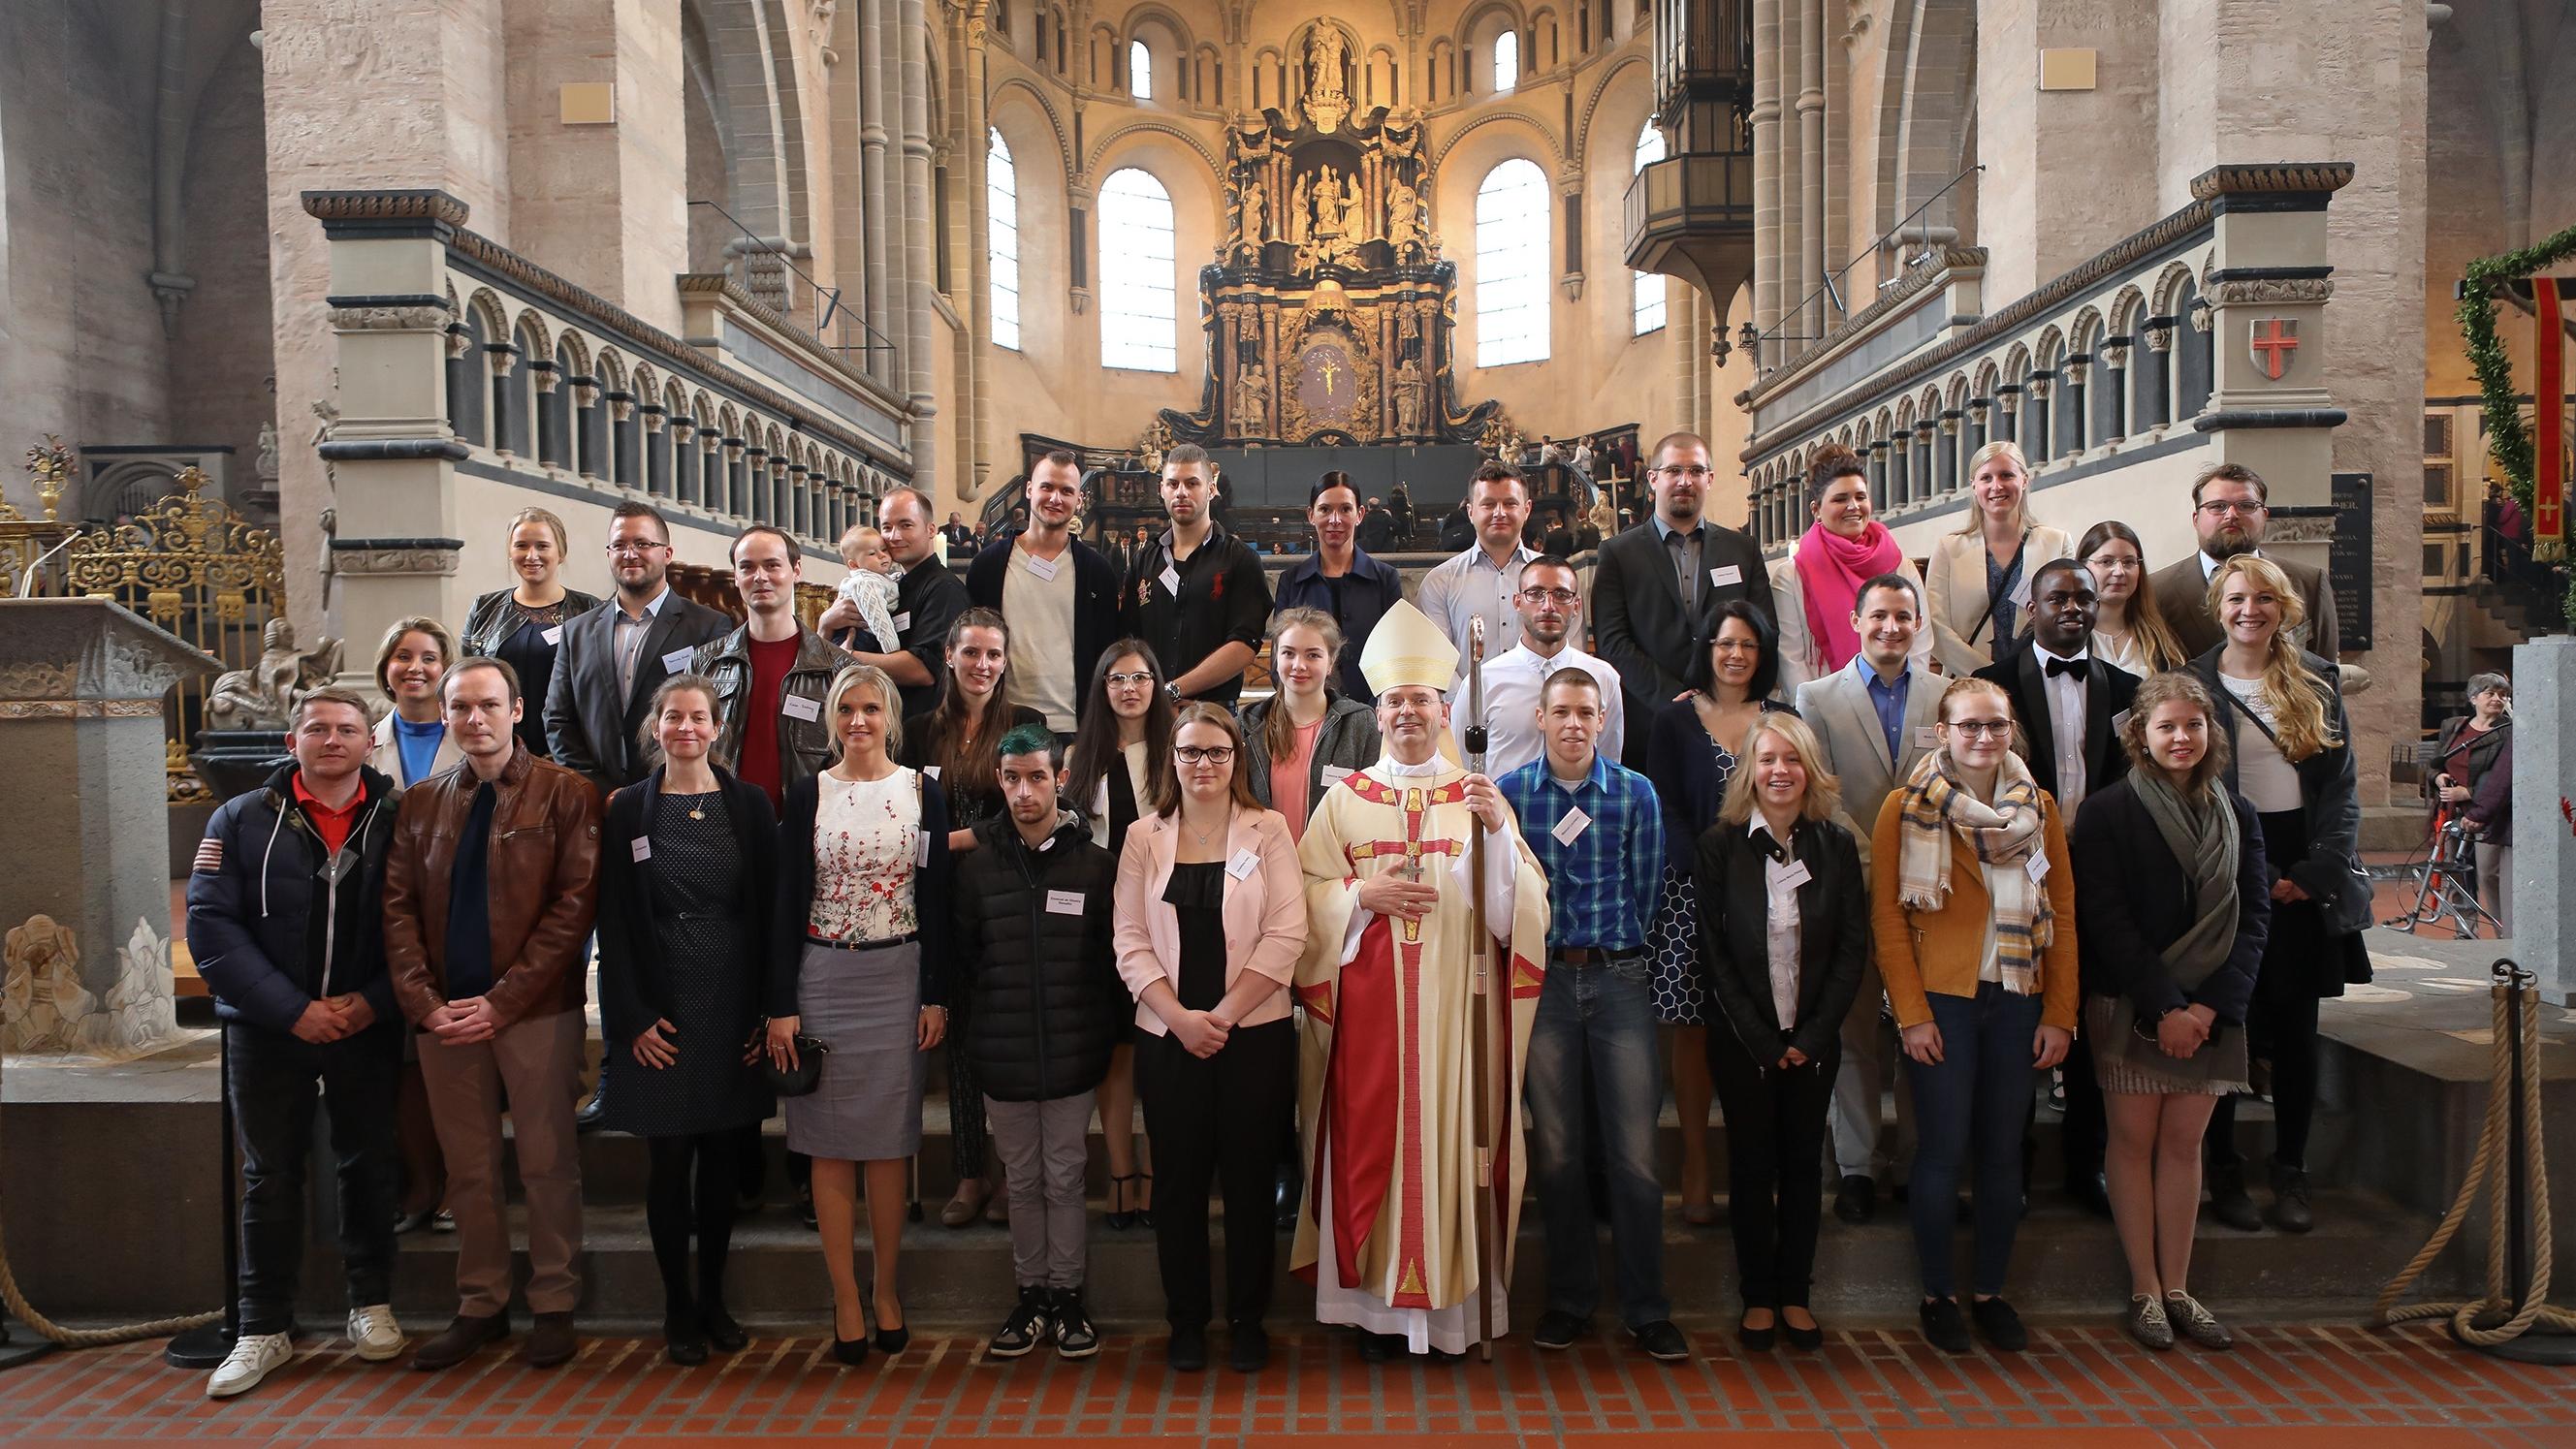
2185, 555, 2367, 1237
2078, 521, 2186, 677
461, 507, 603, 760
367, 616, 462, 787
1923, 441, 2074, 675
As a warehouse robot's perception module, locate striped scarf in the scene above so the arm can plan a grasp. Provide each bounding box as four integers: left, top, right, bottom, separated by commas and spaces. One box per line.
1894, 746, 2052, 995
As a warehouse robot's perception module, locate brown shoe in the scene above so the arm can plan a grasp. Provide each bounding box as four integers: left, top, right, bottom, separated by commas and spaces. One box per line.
524, 1311, 578, 1369
409, 1313, 508, 1371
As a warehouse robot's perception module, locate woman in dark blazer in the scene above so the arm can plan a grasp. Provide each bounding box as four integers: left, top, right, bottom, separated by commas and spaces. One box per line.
597, 675, 778, 1364
2071, 670, 2270, 1353
2185, 555, 2368, 1236
1694, 711, 1865, 1353
459, 507, 603, 762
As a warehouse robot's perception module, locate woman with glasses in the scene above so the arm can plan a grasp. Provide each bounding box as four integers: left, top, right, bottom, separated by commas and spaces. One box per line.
1239, 609, 1380, 838
2427, 672, 2513, 932
1066, 642, 1176, 1229
1643, 601, 1797, 1225
1871, 677, 2079, 1354
1924, 442, 2074, 675
2186, 555, 2368, 1235
2078, 521, 2187, 677
1111, 704, 1306, 1373
1769, 446, 1928, 689
461, 508, 601, 761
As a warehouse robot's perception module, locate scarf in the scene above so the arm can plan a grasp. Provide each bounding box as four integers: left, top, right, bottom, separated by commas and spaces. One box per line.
1795, 521, 1904, 671
1894, 746, 2051, 995
2103, 771, 2247, 1084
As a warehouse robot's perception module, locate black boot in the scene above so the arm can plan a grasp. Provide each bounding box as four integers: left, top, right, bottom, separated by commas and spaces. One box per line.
2205, 1160, 2261, 1231
2266, 1160, 2314, 1234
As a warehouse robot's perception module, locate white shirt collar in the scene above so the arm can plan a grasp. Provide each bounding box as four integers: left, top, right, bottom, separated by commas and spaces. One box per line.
1379, 754, 1449, 778
2199, 548, 2261, 580
2039, 646, 2091, 668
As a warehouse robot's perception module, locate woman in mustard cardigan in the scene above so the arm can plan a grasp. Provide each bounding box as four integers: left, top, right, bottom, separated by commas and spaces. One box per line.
1871, 676, 2079, 1356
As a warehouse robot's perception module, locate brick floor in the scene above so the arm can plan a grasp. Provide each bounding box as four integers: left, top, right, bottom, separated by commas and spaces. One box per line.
6, 1322, 2572, 1445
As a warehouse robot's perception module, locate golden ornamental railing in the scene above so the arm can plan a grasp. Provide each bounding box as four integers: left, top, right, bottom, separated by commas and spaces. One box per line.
61, 464, 284, 803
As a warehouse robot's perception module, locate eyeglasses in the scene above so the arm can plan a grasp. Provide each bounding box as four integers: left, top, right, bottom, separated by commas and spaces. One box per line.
1654, 465, 1714, 482
607, 540, 670, 555
1175, 745, 1236, 765
1517, 587, 1579, 605
2196, 500, 2265, 518
1946, 720, 2012, 739
1105, 671, 1156, 687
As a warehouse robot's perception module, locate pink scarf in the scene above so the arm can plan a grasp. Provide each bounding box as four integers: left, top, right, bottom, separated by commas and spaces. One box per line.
1796, 520, 1904, 670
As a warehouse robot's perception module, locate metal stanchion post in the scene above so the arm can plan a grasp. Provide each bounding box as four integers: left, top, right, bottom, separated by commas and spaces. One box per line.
165, 1026, 240, 1369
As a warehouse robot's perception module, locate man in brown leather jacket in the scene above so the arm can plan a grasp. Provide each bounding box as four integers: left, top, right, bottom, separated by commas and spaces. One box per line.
384, 656, 603, 1372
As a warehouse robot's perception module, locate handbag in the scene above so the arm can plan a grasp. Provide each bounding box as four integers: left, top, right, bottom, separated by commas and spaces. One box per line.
756, 1028, 831, 1097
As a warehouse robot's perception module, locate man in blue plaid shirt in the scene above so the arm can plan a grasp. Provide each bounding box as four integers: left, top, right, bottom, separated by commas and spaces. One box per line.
1494, 667, 1685, 1362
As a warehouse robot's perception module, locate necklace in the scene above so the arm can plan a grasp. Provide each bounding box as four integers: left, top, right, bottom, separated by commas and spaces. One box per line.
1186, 808, 1224, 850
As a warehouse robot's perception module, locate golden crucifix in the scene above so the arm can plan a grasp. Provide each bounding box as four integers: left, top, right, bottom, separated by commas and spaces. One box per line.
1319, 358, 1342, 395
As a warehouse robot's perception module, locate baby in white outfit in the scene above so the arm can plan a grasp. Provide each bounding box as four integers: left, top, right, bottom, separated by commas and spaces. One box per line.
834, 523, 903, 647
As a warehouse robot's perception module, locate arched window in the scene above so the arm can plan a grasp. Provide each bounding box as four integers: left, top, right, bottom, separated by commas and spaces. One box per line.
1632, 122, 1668, 334
988, 128, 1021, 350
1098, 167, 1178, 372
1475, 158, 1551, 366
1129, 39, 1152, 99
1492, 29, 1518, 91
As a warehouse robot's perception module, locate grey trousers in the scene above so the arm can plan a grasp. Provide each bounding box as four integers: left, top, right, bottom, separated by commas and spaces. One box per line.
986, 1090, 1096, 1290
1829, 958, 1915, 1183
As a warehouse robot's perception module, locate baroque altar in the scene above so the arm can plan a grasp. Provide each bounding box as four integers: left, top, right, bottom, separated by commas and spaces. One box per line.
1160, 47, 1499, 450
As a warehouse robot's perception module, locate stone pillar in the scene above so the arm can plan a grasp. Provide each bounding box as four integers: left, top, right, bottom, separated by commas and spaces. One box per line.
860, 0, 898, 391
900, 0, 942, 494
1748, 0, 1781, 338
2515, 638, 2575, 1003
0, 601, 219, 1056
962, 0, 994, 501
2140, 317, 2174, 428
1796, 0, 1826, 344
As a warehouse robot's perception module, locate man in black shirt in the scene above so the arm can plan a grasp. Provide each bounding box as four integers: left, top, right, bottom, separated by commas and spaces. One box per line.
820, 486, 969, 717
1120, 443, 1272, 706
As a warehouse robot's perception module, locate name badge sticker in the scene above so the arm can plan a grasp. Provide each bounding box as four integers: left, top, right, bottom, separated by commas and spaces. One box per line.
914, 829, 933, 867
1710, 564, 1745, 588
780, 693, 821, 722
1045, 889, 1086, 916
925, 765, 942, 780
1766, 857, 1812, 893
630, 838, 652, 863
1023, 551, 1061, 582
2112, 709, 2133, 737
541, 625, 563, 646
890, 611, 911, 635
1550, 807, 1592, 846
1913, 725, 1940, 748
1159, 564, 1183, 597
2025, 850, 2051, 885
660, 648, 696, 675
1226, 848, 1260, 881
2008, 572, 2034, 609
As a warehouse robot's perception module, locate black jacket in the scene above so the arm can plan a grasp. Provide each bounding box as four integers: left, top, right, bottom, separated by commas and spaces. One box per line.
1591, 518, 1773, 767
2069, 779, 2270, 1025
186, 762, 402, 1033
460, 586, 605, 658
1693, 815, 1868, 1069
544, 590, 734, 792
596, 766, 779, 1049
770, 767, 956, 1015
1971, 643, 2138, 806
950, 812, 1125, 1101
965, 534, 1127, 709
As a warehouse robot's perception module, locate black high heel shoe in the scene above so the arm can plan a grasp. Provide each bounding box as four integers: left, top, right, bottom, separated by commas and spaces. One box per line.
1781, 1307, 1824, 1351
1107, 1173, 1140, 1230
831, 1300, 869, 1366
701, 1304, 749, 1353
874, 1297, 908, 1355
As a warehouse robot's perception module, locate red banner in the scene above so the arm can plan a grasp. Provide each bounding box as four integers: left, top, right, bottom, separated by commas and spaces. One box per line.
2539, 277, 2566, 561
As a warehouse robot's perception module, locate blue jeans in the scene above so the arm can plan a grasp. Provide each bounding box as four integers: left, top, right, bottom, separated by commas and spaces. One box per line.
1904, 984, 2042, 1299
1523, 952, 1670, 1328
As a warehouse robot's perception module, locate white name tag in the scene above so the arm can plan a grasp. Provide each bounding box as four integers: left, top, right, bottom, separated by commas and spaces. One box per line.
1022, 551, 1060, 582
541, 625, 563, 646
1045, 889, 1085, 916
914, 830, 932, 867
780, 693, 821, 722
2025, 851, 2051, 885
2008, 573, 2034, 609
1766, 857, 1812, 893
1914, 725, 1940, 748
1710, 564, 1745, 588
1550, 806, 1591, 845
1159, 564, 1183, 597
1226, 848, 1260, 881
630, 837, 652, 863
925, 765, 941, 780
891, 611, 911, 635
660, 648, 696, 675
2112, 709, 2133, 737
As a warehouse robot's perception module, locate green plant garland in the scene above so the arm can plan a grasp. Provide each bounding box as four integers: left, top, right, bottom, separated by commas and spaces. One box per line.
2457, 221, 2576, 519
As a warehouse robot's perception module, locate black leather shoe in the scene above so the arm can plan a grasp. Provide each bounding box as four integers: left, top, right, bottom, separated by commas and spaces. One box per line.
1531, 1310, 1586, 1350
831, 1335, 869, 1367
575, 1095, 606, 1134
700, 1305, 748, 1353
1354, 1329, 1398, 1364
2068, 1170, 2113, 1219
1167, 1324, 1208, 1371
1737, 1312, 1776, 1352
1631, 1321, 1690, 1362
2267, 1161, 2315, 1234
664, 1312, 709, 1366
1919, 1298, 1970, 1354
1781, 1309, 1824, 1351
2206, 1161, 2262, 1231
1229, 1321, 1270, 1372
1833, 1175, 1875, 1225
1970, 1296, 2027, 1352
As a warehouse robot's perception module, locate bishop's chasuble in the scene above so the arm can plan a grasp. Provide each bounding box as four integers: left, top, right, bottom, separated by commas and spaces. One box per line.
1290, 755, 1550, 1353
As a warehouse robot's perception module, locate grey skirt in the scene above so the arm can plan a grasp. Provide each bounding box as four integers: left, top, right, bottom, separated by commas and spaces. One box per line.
784, 937, 929, 1161
2085, 993, 2249, 1097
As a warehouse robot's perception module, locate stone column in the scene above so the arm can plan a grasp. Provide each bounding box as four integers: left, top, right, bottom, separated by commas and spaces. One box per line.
900, 0, 942, 494
962, 0, 995, 501
2140, 317, 2174, 429
860, 0, 898, 391
1748, 0, 1782, 337
2515, 638, 2574, 1002
1796, 0, 1826, 343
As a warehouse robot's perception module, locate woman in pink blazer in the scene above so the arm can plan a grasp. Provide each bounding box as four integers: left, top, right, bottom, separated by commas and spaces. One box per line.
1113, 702, 1308, 1374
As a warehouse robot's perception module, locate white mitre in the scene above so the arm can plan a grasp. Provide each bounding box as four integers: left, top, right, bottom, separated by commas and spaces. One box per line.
1358, 599, 1461, 697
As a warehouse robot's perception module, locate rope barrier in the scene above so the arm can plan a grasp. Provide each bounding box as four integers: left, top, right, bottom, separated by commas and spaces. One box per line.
0, 1237, 219, 1347
2375, 961, 2576, 1347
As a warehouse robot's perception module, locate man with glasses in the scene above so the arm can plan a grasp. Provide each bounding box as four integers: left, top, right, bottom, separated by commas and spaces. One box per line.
1122, 443, 1273, 705
695, 525, 847, 810
2147, 461, 2339, 659
967, 450, 1128, 739
546, 502, 731, 794
1417, 460, 1539, 659
1592, 431, 1770, 767
1479, 555, 1627, 778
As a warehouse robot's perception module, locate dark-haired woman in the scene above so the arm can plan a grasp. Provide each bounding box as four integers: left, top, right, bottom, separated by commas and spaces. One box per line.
1067, 641, 1176, 1229
901, 607, 1045, 1228
597, 675, 777, 1364
2072, 671, 2269, 1351
1768, 447, 1929, 691
1643, 600, 1797, 1224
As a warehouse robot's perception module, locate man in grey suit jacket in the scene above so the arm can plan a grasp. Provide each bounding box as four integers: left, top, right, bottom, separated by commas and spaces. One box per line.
1590, 431, 1770, 768
544, 502, 734, 794
1793, 572, 1944, 1226
2149, 460, 2339, 661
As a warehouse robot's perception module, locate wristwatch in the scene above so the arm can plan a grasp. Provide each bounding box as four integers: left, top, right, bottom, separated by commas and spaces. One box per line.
1164, 681, 1183, 706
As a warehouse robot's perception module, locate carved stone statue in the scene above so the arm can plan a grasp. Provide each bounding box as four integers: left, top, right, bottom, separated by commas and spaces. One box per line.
1387, 176, 1424, 257
1306, 25, 1349, 100
206, 616, 344, 731
1393, 357, 1427, 436
1239, 177, 1269, 246
1236, 362, 1272, 436
3, 914, 90, 1055
255, 420, 280, 483
1339, 174, 1369, 239
1289, 173, 1312, 243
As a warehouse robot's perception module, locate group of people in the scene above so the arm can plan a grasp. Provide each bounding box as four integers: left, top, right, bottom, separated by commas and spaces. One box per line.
187, 427, 2382, 1402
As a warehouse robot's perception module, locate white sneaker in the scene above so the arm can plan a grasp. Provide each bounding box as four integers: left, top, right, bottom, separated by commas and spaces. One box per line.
347, 1304, 406, 1361
206, 1332, 293, 1399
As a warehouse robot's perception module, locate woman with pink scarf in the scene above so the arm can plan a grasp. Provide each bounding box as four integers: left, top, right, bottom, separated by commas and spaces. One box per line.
1768, 446, 1931, 691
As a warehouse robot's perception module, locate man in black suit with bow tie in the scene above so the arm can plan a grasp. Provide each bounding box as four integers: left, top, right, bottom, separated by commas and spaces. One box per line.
1973, 557, 2136, 1219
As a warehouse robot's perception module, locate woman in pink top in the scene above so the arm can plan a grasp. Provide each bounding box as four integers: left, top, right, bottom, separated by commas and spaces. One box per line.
1111, 704, 1308, 1373
1238, 609, 1381, 839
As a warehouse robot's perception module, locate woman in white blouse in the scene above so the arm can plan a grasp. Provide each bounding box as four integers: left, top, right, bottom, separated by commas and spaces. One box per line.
2078, 521, 2188, 677
1923, 441, 2075, 675
764, 663, 955, 1366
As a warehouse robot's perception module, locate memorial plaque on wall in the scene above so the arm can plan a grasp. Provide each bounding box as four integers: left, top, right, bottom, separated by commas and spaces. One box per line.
2330, 471, 2371, 653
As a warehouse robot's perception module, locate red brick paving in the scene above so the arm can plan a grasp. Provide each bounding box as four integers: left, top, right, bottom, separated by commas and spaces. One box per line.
5, 1323, 2573, 1445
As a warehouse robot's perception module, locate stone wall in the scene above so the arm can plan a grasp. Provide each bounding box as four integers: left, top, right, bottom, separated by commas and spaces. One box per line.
169, 34, 278, 492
